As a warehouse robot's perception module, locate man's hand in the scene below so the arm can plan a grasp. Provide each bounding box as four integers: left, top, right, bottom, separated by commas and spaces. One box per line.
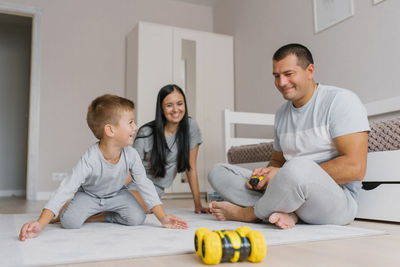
246, 166, 280, 190
19, 221, 43, 241
160, 214, 188, 229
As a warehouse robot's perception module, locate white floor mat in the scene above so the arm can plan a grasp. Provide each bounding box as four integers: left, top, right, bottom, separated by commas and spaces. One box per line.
0, 208, 385, 266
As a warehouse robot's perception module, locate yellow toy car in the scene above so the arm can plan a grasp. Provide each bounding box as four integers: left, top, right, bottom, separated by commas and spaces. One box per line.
249, 175, 264, 187
194, 226, 267, 265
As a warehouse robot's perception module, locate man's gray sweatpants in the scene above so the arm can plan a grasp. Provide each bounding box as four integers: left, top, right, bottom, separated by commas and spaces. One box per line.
208, 158, 357, 225
60, 187, 146, 229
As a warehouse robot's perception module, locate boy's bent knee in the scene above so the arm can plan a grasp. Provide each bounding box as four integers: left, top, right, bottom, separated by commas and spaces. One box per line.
125, 213, 146, 226
60, 215, 84, 229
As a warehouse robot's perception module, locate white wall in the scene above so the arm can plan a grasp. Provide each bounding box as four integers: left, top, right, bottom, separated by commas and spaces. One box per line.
5, 0, 398, 196
0, 13, 31, 195
214, 0, 400, 118
1, 0, 213, 196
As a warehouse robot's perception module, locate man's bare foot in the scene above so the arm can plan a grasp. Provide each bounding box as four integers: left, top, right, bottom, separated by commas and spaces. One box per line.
268, 212, 298, 229
86, 212, 106, 223
209, 201, 259, 222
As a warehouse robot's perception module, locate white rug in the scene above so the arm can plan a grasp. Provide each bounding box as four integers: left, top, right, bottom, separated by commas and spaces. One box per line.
0, 208, 385, 267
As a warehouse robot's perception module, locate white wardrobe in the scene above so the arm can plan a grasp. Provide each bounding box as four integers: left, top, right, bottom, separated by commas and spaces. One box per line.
126, 22, 234, 196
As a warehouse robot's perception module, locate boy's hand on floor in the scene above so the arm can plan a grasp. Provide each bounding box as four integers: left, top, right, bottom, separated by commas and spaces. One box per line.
160, 214, 188, 229
19, 221, 43, 241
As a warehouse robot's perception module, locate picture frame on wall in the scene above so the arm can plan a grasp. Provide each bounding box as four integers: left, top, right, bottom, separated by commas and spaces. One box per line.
313, 0, 354, 33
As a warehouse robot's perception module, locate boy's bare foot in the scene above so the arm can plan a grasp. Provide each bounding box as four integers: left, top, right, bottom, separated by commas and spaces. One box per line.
268, 212, 298, 229
86, 212, 106, 223
50, 201, 70, 223
209, 201, 259, 222
50, 215, 60, 224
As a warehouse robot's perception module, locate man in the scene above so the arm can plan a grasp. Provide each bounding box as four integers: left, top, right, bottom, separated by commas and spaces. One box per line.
208, 43, 369, 229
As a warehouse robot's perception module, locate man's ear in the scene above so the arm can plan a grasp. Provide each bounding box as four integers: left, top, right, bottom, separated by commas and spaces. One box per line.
306, 63, 315, 79
104, 124, 114, 137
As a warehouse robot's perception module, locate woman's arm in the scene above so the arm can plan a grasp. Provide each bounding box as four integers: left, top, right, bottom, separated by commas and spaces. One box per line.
185, 145, 209, 213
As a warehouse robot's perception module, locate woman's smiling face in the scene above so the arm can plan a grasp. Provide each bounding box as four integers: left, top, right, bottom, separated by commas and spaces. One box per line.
162, 89, 186, 124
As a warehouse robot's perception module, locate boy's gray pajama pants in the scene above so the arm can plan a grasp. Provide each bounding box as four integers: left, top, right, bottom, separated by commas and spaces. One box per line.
60, 187, 145, 229
208, 158, 358, 225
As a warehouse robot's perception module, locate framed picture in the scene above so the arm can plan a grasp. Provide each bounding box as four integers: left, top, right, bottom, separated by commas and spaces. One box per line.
313, 0, 354, 33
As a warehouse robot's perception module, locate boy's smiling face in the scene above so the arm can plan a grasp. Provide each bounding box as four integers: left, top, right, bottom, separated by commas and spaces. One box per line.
113, 109, 138, 147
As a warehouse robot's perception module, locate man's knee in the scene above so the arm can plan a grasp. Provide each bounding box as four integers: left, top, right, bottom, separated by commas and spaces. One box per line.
277, 158, 317, 185
208, 163, 228, 186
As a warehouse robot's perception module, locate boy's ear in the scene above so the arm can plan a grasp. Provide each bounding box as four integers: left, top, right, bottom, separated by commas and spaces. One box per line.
104, 124, 114, 137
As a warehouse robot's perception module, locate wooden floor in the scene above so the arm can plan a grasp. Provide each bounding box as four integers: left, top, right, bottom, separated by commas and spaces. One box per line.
2, 196, 400, 267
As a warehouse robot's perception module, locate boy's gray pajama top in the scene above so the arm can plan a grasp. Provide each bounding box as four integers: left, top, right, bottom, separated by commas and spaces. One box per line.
44, 143, 161, 228
209, 84, 370, 225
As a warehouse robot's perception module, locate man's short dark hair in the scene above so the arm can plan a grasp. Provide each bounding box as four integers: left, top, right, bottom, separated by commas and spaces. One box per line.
273, 43, 314, 70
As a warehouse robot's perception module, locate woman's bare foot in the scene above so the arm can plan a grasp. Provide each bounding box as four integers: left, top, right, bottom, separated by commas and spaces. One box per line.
268, 212, 298, 229
209, 201, 259, 222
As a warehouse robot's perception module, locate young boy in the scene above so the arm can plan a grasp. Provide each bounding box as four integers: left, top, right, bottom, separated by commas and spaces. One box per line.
19, 94, 188, 241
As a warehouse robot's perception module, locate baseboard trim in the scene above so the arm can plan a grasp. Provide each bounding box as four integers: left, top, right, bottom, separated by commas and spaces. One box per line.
0, 190, 26, 197
36, 192, 52, 200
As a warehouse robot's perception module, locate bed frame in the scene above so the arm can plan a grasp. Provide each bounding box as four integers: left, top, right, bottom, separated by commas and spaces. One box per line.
224, 97, 400, 222
224, 109, 274, 162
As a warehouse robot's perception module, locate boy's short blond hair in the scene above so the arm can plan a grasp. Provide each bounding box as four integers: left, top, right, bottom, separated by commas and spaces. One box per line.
87, 94, 135, 139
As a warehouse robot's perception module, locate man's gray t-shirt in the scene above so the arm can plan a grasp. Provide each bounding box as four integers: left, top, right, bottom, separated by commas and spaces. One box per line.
131, 117, 202, 190
273, 84, 370, 200
44, 143, 162, 218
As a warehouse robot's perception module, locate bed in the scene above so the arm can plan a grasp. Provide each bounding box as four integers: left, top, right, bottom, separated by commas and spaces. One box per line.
224, 97, 400, 222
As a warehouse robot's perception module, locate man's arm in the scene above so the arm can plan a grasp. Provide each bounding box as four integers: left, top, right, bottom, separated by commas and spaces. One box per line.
267, 150, 286, 168
320, 131, 368, 184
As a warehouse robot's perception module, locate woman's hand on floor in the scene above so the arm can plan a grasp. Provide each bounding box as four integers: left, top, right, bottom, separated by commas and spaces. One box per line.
195, 206, 210, 214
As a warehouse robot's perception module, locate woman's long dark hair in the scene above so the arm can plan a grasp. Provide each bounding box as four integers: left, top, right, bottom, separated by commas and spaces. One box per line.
136, 84, 191, 178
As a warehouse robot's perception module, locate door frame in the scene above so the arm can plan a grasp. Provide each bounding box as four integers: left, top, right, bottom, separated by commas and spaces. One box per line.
0, 2, 42, 200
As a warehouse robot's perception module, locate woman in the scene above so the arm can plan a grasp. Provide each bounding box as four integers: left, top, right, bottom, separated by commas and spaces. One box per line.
128, 84, 209, 213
